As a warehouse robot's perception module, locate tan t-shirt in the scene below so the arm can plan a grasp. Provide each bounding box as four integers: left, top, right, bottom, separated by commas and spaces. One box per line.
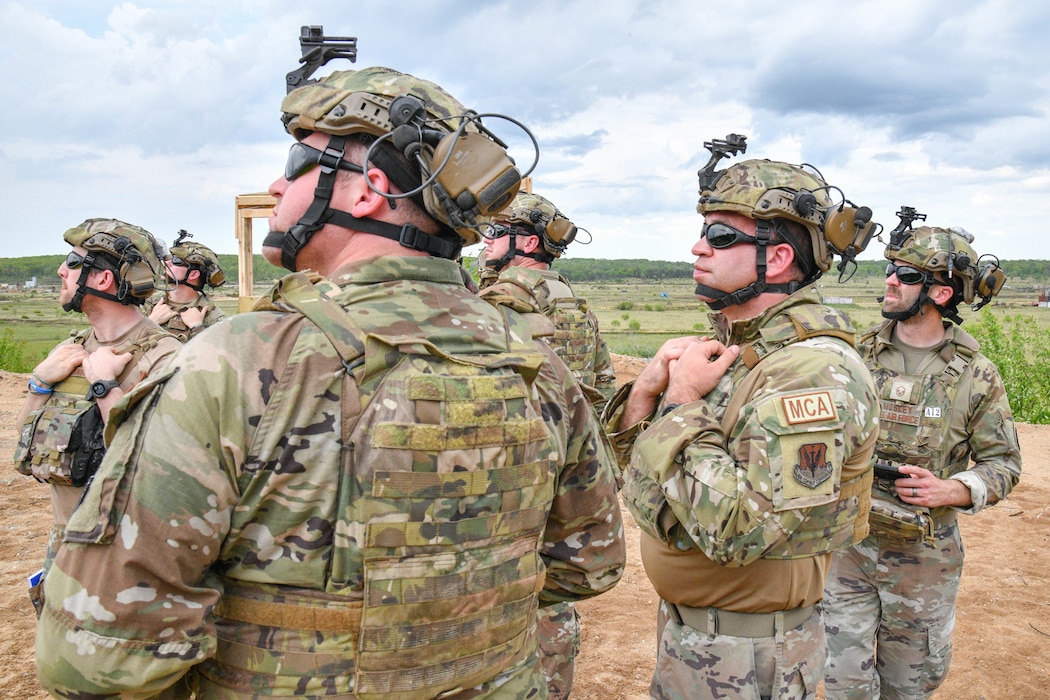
49, 316, 181, 526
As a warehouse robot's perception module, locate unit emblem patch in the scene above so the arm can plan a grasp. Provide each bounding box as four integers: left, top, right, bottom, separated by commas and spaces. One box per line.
793, 442, 833, 489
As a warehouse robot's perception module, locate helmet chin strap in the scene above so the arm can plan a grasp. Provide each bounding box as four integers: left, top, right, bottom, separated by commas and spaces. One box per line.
880, 282, 964, 325
183, 272, 206, 293
263, 135, 460, 271
694, 221, 806, 311
484, 229, 526, 274
485, 228, 554, 276
62, 265, 125, 312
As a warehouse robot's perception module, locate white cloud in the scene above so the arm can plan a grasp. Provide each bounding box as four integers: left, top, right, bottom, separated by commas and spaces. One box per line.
0, 0, 1047, 266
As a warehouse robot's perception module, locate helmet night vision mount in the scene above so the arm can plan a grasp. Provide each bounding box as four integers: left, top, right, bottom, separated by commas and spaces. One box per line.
268, 25, 538, 271
694, 134, 881, 309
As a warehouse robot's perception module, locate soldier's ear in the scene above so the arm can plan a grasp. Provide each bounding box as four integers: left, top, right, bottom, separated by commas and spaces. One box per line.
766, 241, 797, 281
930, 282, 955, 306
520, 235, 541, 254
89, 267, 117, 292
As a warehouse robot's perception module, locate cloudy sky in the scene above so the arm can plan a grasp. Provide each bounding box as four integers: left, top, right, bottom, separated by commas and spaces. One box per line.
2, 0, 1048, 268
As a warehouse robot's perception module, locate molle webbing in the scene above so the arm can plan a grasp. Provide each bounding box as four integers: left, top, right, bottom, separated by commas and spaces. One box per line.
483, 272, 599, 383
215, 589, 363, 633
216, 271, 549, 699
740, 317, 855, 369
14, 327, 160, 483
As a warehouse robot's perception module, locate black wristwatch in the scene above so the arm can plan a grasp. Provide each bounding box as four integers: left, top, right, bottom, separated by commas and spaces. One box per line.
87, 379, 120, 399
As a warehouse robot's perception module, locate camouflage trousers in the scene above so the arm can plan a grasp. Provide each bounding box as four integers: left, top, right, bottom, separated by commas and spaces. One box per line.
536, 601, 580, 700
650, 600, 825, 700
186, 645, 548, 699
822, 521, 964, 700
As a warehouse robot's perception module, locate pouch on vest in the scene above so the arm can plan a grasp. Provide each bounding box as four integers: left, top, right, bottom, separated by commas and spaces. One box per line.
67, 403, 105, 487
868, 489, 935, 543
14, 376, 92, 485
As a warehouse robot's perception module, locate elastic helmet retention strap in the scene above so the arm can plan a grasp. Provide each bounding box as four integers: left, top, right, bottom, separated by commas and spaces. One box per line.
881, 277, 963, 325
263, 134, 461, 271
62, 253, 128, 312
694, 220, 809, 310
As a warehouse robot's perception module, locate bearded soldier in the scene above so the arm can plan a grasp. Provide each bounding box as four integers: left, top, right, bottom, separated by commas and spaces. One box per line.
479, 191, 617, 698
823, 210, 1021, 700
144, 229, 227, 341
14, 219, 180, 612
603, 135, 880, 699
35, 38, 624, 698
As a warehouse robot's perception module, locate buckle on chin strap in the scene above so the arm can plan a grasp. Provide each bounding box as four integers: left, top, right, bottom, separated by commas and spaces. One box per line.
398, 224, 460, 260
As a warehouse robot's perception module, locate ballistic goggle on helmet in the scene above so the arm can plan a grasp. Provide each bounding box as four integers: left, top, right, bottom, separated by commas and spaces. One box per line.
170, 240, 225, 288
280, 66, 525, 246
62, 218, 162, 303
698, 156, 877, 281
497, 192, 578, 259
886, 225, 1006, 309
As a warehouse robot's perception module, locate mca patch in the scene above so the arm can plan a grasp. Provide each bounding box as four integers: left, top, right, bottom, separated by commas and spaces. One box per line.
793, 442, 833, 489
781, 391, 836, 425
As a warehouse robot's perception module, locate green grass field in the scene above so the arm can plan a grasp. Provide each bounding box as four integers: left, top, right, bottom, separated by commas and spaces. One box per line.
0, 292, 243, 371
1, 275, 1047, 366
580, 275, 1050, 357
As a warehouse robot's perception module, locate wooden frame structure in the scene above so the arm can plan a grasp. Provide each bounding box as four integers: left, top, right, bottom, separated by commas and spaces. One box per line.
234, 192, 276, 312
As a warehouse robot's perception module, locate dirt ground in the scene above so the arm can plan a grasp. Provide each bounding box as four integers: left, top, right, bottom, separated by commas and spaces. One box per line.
1, 357, 1047, 699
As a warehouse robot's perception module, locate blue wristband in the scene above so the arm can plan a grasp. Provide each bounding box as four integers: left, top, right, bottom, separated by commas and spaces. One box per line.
28, 378, 54, 395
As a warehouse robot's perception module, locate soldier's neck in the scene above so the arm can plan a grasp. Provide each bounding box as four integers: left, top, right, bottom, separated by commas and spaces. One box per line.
894, 308, 947, 348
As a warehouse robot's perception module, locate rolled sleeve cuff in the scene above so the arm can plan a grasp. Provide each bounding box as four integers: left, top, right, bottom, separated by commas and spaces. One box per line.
950, 471, 987, 513
601, 382, 655, 468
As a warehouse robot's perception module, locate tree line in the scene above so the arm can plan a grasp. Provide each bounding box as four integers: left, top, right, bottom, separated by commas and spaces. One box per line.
0, 254, 286, 287
3, 255, 1049, 288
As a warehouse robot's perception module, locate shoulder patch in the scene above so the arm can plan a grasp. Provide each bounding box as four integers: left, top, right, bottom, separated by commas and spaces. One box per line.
781, 391, 836, 425
793, 443, 833, 488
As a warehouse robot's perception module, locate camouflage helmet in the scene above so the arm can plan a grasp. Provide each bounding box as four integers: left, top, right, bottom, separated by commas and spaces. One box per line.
281, 66, 468, 140
62, 218, 162, 302
698, 159, 839, 273
885, 225, 1001, 306
498, 192, 578, 259
170, 240, 226, 287
281, 66, 521, 246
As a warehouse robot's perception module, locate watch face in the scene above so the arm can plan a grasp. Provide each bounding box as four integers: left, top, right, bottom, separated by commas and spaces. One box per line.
90, 380, 117, 398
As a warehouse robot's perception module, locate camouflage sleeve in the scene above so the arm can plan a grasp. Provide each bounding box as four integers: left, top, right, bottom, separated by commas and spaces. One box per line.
627, 341, 878, 567
599, 380, 653, 474
588, 320, 617, 413
207, 303, 228, 323
36, 328, 255, 695
950, 355, 1022, 512
534, 345, 625, 604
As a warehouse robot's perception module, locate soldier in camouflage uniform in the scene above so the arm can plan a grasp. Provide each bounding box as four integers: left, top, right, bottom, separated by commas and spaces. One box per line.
36, 62, 625, 699
480, 191, 616, 411
479, 191, 617, 699
823, 214, 1021, 700
144, 229, 227, 341
14, 218, 180, 611
603, 136, 880, 700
